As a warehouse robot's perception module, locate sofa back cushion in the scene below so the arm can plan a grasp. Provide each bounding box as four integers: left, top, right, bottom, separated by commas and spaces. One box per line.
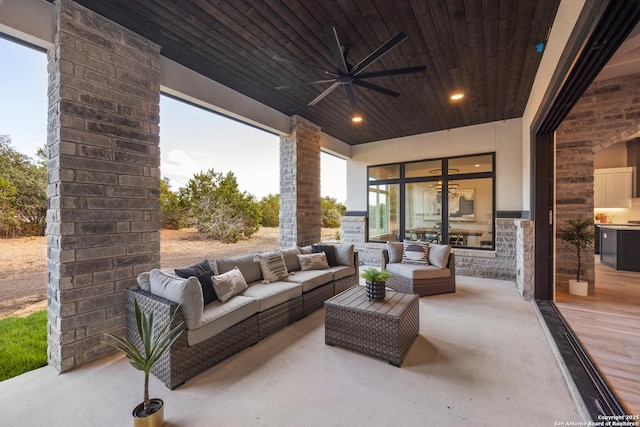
215, 252, 262, 284
333, 244, 355, 267
254, 251, 289, 283
281, 246, 301, 272
386, 242, 404, 264
149, 269, 203, 330
428, 244, 452, 269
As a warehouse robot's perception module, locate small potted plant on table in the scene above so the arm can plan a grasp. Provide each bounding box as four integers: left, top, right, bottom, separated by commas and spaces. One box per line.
558, 216, 594, 296
361, 267, 392, 300
103, 299, 183, 427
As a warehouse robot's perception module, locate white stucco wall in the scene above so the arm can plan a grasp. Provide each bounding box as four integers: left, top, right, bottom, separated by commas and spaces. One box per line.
346, 118, 523, 212
521, 0, 587, 211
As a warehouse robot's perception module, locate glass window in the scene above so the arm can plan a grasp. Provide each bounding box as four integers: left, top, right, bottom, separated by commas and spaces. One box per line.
367, 153, 495, 249
448, 154, 493, 175
406, 160, 442, 178
369, 164, 400, 180
447, 178, 493, 248
368, 184, 400, 242
405, 182, 442, 243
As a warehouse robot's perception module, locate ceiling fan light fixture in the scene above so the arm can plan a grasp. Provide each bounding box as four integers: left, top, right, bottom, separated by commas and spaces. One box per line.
450, 92, 465, 101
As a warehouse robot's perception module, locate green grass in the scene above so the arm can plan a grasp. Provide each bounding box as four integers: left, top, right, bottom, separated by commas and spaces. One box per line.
0, 310, 48, 381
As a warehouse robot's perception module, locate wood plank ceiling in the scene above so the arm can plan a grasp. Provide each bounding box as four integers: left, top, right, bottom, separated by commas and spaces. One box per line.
68, 0, 560, 145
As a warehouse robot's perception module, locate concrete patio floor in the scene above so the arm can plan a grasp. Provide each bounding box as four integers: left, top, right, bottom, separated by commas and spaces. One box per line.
0, 276, 586, 426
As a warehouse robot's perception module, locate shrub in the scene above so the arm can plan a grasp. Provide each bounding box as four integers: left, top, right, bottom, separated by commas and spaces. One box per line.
160, 177, 188, 229
259, 193, 279, 227
321, 196, 346, 228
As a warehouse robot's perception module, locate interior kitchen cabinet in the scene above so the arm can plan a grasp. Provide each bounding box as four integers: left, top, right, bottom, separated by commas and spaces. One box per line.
593, 167, 633, 208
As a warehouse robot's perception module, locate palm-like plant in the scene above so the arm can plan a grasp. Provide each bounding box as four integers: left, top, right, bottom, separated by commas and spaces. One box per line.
557, 216, 594, 282
103, 299, 183, 416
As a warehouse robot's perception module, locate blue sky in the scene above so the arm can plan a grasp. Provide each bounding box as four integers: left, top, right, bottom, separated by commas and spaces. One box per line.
0, 37, 346, 202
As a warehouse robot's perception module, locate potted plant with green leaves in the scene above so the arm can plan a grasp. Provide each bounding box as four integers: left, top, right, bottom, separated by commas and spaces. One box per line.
361, 267, 392, 300
558, 216, 594, 296
103, 299, 183, 427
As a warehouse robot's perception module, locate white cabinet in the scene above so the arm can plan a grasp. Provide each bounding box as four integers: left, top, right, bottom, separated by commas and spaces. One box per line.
594, 167, 633, 208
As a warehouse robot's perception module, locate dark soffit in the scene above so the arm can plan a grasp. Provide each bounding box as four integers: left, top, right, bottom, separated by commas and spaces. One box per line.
62, 0, 560, 145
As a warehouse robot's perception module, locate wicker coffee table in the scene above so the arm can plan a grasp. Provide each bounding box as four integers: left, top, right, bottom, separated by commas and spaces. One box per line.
324, 285, 419, 366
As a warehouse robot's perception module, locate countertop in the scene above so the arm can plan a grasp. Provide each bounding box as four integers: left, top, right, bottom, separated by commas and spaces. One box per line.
597, 224, 640, 230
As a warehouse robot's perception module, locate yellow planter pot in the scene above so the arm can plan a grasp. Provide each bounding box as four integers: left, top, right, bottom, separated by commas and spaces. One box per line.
132, 398, 164, 427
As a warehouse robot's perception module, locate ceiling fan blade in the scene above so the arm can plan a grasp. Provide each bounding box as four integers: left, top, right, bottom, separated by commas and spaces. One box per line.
325, 27, 349, 74
308, 81, 341, 106
351, 32, 408, 76
352, 79, 400, 97
272, 55, 337, 76
344, 85, 358, 110
357, 65, 426, 79
276, 79, 336, 90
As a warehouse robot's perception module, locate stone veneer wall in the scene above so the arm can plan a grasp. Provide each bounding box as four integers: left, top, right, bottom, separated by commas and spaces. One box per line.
47, 0, 161, 371
280, 116, 321, 247
555, 73, 640, 290
341, 216, 535, 299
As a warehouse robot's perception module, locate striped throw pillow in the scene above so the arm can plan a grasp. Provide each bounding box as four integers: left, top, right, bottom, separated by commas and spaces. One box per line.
254, 251, 289, 283
401, 240, 430, 265
297, 252, 329, 270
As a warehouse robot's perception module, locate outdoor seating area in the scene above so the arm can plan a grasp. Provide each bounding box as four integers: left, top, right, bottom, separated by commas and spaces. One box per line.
131, 244, 359, 389
0, 275, 584, 426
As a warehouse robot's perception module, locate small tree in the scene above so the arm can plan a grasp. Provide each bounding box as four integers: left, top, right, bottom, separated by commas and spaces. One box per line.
159, 177, 188, 229
259, 193, 280, 227
181, 169, 261, 243
321, 196, 346, 228
558, 216, 594, 282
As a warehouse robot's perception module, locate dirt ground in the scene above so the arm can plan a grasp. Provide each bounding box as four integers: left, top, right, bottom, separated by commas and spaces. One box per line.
0, 227, 338, 318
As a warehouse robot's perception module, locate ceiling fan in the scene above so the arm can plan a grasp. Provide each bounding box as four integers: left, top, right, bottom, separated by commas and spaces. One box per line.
274, 27, 426, 109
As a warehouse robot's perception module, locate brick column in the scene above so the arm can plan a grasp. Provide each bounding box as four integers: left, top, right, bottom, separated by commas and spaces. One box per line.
279, 116, 321, 247
47, 0, 161, 371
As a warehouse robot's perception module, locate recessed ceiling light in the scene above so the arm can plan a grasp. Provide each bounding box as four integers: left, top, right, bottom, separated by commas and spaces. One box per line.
352, 114, 363, 123
450, 93, 464, 101
475, 164, 480, 167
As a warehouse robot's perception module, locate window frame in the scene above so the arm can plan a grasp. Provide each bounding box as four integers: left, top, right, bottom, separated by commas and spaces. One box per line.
367, 153, 496, 250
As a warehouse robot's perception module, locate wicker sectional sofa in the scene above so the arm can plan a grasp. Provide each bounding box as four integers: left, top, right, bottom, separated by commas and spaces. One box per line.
127, 244, 359, 389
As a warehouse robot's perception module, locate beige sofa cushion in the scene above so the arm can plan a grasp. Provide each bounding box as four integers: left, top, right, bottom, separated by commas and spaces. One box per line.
281, 246, 301, 272
333, 244, 355, 267
215, 252, 263, 283
387, 262, 451, 280
325, 265, 356, 281
186, 295, 258, 346
285, 269, 333, 292
240, 281, 302, 312
429, 244, 452, 269
149, 269, 203, 330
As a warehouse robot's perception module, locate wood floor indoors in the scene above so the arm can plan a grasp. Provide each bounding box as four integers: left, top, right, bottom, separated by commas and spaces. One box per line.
556, 257, 640, 415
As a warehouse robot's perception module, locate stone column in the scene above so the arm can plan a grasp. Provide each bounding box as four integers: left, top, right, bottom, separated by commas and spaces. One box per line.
47, 0, 161, 371
516, 219, 535, 300
279, 116, 321, 247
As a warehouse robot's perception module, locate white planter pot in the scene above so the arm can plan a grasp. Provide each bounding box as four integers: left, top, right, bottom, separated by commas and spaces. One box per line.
568, 279, 588, 296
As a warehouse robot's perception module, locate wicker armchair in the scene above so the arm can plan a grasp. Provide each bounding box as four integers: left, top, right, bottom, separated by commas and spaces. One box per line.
381, 250, 456, 297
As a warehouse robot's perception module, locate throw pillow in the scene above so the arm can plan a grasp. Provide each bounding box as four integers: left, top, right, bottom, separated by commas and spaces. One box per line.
174, 260, 217, 305
149, 269, 203, 330
429, 244, 452, 269
254, 251, 289, 283
297, 252, 329, 270
312, 244, 338, 266
386, 241, 404, 264
333, 244, 355, 266
212, 267, 248, 303
136, 272, 151, 292
401, 240, 430, 265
